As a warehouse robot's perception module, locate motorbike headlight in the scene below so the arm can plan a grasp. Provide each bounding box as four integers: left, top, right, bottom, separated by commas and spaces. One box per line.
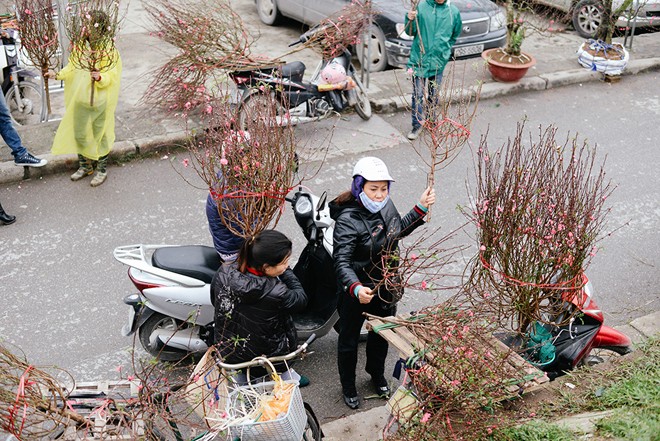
395, 23, 414, 40
295, 196, 313, 215
490, 10, 506, 32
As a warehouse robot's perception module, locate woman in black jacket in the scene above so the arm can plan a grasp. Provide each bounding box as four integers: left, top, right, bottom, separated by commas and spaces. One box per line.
331, 157, 435, 409
212, 229, 308, 383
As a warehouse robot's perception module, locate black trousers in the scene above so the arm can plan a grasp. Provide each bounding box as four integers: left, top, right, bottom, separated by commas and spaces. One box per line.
337, 294, 396, 395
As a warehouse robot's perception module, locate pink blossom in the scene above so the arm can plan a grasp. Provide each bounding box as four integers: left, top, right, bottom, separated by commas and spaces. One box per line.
24, 8, 32, 15
420, 280, 427, 290
220, 158, 228, 166
410, 253, 418, 261
421, 412, 431, 423
182, 159, 189, 167
480, 245, 486, 251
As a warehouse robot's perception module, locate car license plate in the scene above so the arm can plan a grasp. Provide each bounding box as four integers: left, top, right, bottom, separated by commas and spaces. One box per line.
454, 44, 484, 57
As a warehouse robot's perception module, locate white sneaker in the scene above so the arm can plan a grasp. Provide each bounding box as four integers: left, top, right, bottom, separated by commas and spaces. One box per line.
407, 127, 422, 140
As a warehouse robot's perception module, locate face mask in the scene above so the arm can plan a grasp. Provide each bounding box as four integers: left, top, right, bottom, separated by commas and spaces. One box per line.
359, 192, 390, 213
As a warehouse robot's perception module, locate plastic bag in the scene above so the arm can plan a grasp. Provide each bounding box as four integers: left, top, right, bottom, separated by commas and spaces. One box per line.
183, 346, 228, 422
257, 373, 295, 422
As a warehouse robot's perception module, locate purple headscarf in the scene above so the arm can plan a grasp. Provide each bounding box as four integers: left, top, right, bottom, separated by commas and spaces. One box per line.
351, 175, 392, 199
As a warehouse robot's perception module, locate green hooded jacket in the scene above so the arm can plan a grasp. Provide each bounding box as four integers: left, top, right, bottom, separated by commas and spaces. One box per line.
405, 0, 462, 78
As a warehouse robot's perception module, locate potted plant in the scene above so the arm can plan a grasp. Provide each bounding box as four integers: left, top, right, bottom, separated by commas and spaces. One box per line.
482, 1, 536, 82
576, 0, 633, 76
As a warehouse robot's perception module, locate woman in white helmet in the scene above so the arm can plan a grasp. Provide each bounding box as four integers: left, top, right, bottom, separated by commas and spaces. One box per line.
329, 157, 435, 409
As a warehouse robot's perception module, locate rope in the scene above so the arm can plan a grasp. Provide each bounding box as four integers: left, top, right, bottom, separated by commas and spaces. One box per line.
7, 365, 34, 436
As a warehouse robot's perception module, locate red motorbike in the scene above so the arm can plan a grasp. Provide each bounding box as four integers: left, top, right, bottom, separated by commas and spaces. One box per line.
504, 272, 632, 379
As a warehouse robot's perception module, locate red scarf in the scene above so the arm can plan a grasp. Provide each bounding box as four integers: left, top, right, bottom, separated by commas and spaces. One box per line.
246, 266, 265, 276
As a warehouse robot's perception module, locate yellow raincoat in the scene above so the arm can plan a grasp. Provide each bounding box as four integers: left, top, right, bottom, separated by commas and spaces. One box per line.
51, 50, 122, 160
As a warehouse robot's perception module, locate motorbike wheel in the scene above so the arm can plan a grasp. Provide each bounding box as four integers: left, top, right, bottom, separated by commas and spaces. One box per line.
138, 312, 190, 362
5, 81, 46, 126
302, 407, 322, 441
237, 91, 286, 130
350, 74, 372, 121
580, 345, 632, 367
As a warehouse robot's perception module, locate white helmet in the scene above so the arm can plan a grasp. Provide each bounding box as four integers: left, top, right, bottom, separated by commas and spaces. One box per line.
352, 157, 394, 182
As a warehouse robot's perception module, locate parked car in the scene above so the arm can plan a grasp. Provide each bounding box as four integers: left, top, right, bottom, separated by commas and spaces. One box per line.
254, 0, 507, 72
533, 0, 660, 39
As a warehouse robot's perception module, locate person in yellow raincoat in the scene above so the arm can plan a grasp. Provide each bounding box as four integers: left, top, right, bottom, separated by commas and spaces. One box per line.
46, 13, 121, 187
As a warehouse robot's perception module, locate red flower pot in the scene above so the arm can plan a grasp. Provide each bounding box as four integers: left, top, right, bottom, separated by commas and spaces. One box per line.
482, 48, 536, 83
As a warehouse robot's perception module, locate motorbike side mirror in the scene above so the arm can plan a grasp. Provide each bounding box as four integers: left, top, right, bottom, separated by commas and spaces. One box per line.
316, 191, 328, 219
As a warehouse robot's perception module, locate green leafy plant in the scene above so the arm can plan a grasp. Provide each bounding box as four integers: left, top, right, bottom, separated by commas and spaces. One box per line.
503, 1, 525, 56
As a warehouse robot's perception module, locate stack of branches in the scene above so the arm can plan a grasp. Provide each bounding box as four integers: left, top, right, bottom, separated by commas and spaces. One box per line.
377, 294, 542, 440
369, 225, 467, 305
465, 122, 614, 333
411, 64, 482, 219
15, 0, 59, 115
185, 93, 299, 239
62, 0, 121, 106
300, 0, 373, 59
143, 0, 282, 112
0, 340, 212, 439
0, 343, 87, 439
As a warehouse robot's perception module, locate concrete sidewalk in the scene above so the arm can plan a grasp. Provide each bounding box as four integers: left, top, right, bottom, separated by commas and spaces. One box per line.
0, 28, 659, 185
320, 311, 660, 441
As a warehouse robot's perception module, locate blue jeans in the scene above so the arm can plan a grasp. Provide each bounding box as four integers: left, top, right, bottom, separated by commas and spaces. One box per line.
411, 74, 443, 130
0, 92, 27, 158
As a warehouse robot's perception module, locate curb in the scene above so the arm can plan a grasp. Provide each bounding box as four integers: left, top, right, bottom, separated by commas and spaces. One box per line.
371, 57, 660, 112
2, 58, 659, 186
0, 130, 189, 185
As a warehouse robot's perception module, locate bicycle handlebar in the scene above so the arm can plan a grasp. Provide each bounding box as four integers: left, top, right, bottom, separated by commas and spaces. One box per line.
214, 334, 316, 370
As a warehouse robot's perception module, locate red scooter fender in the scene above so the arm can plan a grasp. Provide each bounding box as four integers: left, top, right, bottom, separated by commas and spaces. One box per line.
592, 324, 633, 352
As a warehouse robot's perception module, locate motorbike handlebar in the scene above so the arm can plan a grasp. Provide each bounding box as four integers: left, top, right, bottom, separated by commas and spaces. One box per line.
214, 334, 317, 370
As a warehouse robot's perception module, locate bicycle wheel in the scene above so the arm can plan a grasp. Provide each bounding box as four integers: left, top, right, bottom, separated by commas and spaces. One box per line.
302, 407, 321, 441
5, 81, 46, 126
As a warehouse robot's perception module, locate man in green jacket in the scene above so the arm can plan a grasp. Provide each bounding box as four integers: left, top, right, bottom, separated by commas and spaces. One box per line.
405, 0, 462, 140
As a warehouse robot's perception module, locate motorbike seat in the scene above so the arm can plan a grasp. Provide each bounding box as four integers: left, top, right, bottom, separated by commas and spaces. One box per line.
152, 245, 221, 284
279, 61, 306, 83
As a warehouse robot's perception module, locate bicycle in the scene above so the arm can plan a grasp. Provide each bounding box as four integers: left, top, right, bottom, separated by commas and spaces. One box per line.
0, 27, 48, 125
151, 334, 323, 441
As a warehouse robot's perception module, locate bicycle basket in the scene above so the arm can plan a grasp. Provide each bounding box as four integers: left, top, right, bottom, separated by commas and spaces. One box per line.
226, 380, 306, 441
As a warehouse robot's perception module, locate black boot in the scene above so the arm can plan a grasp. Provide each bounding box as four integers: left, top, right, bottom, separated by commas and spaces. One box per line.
0, 202, 16, 225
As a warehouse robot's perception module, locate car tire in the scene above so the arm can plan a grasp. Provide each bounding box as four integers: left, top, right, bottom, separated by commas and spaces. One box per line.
356, 24, 389, 72
572, 0, 605, 39
256, 0, 281, 26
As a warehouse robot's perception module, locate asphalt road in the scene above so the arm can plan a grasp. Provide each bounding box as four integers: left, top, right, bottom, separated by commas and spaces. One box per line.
1, 69, 658, 424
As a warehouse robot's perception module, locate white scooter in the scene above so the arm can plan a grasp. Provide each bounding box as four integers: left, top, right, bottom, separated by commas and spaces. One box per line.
114, 188, 339, 361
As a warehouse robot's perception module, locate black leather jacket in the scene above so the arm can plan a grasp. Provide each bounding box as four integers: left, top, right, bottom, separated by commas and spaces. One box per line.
212, 265, 307, 363
330, 197, 426, 301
